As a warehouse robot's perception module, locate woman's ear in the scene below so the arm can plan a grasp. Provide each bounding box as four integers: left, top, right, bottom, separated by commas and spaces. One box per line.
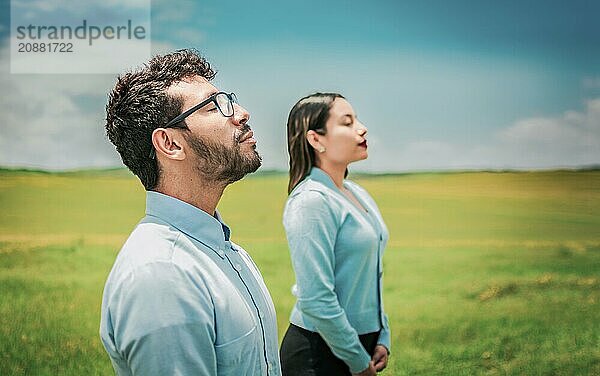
151, 128, 186, 161
306, 130, 321, 151
306, 130, 326, 154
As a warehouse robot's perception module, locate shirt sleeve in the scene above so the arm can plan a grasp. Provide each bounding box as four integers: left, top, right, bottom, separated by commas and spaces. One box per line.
110, 261, 217, 376
378, 313, 391, 352
284, 190, 372, 373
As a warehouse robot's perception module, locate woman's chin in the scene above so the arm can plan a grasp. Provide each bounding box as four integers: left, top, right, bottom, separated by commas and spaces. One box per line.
350, 153, 368, 163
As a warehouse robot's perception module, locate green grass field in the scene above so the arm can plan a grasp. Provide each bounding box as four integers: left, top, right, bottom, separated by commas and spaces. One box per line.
1, 169, 599, 375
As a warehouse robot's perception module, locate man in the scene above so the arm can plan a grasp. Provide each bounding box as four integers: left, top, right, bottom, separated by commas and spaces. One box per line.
100, 49, 281, 376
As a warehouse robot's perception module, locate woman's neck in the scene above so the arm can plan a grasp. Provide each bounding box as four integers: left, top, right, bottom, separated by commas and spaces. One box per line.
316, 160, 347, 189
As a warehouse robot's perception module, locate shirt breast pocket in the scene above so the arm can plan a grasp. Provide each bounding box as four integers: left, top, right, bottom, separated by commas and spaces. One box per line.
212, 277, 263, 375
215, 324, 261, 375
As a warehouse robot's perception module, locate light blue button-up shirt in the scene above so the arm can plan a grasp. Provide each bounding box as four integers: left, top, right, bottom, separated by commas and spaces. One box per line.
283, 167, 391, 373
100, 191, 281, 376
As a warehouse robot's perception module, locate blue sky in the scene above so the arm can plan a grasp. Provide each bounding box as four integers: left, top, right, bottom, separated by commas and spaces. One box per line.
0, 0, 599, 171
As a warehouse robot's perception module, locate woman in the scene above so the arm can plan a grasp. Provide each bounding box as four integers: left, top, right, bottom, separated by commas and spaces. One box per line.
280, 93, 391, 376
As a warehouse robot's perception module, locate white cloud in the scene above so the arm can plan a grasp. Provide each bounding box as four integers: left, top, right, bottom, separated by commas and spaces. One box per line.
151, 40, 178, 55
369, 98, 600, 172
0, 44, 120, 170
12, 0, 149, 17
499, 98, 600, 147
582, 77, 600, 90
150, 2, 215, 48
1, 21, 598, 173
0, 38, 203, 170
396, 141, 465, 170
492, 98, 600, 167
173, 29, 206, 46
152, 2, 214, 24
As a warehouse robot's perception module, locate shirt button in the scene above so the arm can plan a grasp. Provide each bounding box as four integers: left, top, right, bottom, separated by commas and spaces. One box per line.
268, 362, 276, 374
217, 249, 225, 257
234, 263, 242, 271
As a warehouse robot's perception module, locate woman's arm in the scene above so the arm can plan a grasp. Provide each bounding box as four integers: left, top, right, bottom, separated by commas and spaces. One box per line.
284, 190, 372, 374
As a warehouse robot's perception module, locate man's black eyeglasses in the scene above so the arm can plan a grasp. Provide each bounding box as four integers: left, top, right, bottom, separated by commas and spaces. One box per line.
165, 91, 238, 128
150, 92, 238, 159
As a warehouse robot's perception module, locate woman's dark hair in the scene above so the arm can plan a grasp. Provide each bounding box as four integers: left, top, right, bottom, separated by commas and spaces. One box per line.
105, 49, 216, 190
286, 92, 345, 193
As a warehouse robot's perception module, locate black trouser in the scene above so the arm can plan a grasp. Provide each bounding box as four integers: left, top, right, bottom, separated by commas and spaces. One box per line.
280, 324, 380, 376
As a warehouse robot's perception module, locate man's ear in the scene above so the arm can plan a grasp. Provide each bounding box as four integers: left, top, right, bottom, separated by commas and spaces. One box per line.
151, 128, 186, 161
306, 130, 322, 151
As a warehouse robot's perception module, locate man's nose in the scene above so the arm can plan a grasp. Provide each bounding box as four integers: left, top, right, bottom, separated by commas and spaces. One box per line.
232, 103, 250, 126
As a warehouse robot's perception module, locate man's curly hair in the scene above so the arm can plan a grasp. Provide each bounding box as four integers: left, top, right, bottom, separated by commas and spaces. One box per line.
105, 49, 216, 190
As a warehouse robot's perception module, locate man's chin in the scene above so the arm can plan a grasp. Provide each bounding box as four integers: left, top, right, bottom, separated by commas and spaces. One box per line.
245, 152, 262, 174
222, 152, 261, 184
248, 163, 261, 174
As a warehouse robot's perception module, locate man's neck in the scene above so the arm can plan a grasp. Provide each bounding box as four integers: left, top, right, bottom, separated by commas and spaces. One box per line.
155, 174, 226, 216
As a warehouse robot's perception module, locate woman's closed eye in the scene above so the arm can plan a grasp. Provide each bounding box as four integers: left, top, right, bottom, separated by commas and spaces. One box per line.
342, 115, 355, 126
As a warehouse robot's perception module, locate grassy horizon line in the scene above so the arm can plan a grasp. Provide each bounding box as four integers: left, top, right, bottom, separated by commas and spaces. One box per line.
1, 164, 599, 177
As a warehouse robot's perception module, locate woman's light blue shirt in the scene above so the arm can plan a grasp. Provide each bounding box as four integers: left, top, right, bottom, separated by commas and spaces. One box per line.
283, 167, 391, 373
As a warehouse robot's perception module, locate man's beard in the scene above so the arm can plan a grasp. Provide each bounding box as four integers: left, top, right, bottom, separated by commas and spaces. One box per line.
184, 126, 262, 185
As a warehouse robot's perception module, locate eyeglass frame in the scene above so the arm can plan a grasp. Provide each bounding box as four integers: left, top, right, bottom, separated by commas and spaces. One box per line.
149, 91, 238, 159
165, 91, 238, 128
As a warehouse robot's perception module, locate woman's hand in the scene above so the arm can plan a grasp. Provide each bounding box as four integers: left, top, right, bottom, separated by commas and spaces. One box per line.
372, 345, 389, 372
353, 361, 376, 376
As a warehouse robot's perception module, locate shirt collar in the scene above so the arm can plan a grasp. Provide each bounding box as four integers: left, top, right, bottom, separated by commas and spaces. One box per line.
145, 191, 231, 256
307, 166, 341, 192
